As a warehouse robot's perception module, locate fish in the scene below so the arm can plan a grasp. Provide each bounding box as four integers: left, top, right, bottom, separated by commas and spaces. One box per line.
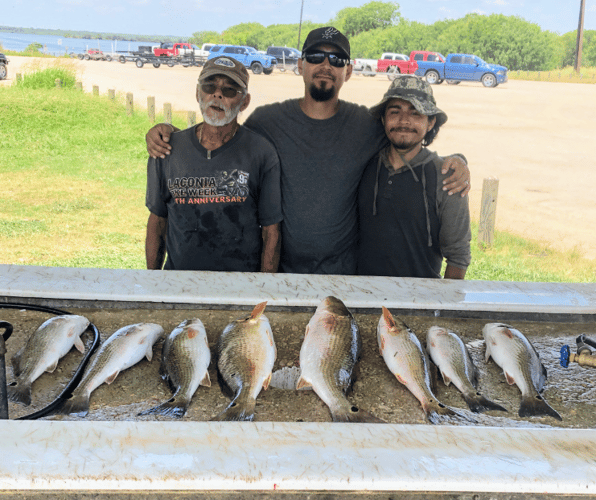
482, 322, 562, 421
8, 315, 90, 406
378, 307, 461, 422
297, 296, 384, 423
212, 302, 276, 421
426, 326, 508, 413
57, 323, 164, 416
138, 318, 211, 418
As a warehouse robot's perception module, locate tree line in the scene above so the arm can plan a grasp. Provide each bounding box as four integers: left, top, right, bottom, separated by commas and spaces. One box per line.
189, 2, 593, 71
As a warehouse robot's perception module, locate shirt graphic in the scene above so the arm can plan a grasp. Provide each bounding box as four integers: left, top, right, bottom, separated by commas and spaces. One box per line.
167, 169, 250, 205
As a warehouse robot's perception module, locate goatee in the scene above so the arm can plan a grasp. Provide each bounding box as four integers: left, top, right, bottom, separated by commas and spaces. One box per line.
309, 83, 335, 102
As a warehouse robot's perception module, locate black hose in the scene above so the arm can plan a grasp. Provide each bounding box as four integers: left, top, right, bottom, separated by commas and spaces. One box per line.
0, 303, 101, 420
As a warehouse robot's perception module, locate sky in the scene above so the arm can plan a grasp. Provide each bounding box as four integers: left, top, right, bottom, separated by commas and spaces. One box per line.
3, 0, 595, 37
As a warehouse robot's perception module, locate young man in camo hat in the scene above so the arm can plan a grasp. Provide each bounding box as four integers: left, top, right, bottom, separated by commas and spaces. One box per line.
357, 75, 471, 279
145, 56, 282, 272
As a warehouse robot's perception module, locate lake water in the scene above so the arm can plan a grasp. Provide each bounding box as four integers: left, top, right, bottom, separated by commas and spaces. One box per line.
0, 32, 158, 56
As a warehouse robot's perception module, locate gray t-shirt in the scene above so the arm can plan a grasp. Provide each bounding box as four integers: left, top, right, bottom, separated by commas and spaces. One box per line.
146, 125, 282, 271
245, 99, 385, 275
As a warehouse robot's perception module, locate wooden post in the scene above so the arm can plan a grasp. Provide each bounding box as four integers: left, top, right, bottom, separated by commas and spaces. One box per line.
126, 92, 134, 116
108, 89, 115, 100
93, 85, 99, 96
187, 111, 196, 128
164, 103, 172, 124
55, 78, 62, 88
16, 73, 22, 82
147, 96, 155, 122
75, 81, 82, 91
478, 177, 499, 248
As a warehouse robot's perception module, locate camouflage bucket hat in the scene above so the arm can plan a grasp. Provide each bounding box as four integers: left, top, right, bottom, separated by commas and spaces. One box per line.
370, 75, 448, 127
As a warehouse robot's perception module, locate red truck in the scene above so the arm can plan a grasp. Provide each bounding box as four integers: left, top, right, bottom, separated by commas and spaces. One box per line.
377, 51, 445, 80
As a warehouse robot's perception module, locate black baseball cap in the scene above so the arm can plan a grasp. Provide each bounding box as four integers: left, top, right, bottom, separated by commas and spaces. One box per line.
301, 27, 350, 59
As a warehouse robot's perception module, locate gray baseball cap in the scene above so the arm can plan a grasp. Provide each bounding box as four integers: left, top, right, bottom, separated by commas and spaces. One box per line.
199, 56, 249, 89
370, 75, 447, 127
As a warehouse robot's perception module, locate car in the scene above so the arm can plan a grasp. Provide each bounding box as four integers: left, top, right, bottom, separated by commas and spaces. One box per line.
78, 49, 107, 61
0, 53, 9, 80
266, 46, 301, 75
415, 53, 508, 87
208, 45, 277, 75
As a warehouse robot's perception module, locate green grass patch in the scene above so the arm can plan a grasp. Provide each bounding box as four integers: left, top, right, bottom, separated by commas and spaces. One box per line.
509, 66, 596, 84
1, 68, 595, 280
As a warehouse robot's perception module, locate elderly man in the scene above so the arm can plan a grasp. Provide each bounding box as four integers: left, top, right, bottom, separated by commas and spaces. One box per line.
145, 56, 282, 272
146, 27, 470, 275
358, 75, 471, 279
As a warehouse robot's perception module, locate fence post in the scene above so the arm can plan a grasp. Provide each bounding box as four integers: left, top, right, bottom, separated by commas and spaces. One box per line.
75, 81, 82, 91
16, 73, 22, 82
164, 103, 172, 124
126, 92, 134, 116
147, 96, 155, 122
187, 111, 196, 128
55, 78, 62, 88
93, 85, 99, 96
478, 177, 499, 248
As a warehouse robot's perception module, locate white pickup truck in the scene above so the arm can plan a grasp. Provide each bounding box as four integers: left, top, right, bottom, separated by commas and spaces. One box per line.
353, 52, 408, 76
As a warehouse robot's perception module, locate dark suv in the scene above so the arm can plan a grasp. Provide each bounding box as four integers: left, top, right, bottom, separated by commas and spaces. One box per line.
266, 46, 300, 75
0, 53, 9, 80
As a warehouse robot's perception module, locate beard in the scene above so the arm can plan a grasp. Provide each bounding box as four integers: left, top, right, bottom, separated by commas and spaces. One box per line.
308, 72, 337, 102
199, 96, 244, 126
388, 127, 424, 151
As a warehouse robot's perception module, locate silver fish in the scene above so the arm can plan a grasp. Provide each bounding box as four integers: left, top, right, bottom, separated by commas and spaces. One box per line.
58, 322, 164, 416
212, 302, 276, 421
297, 296, 384, 423
378, 307, 458, 422
483, 322, 561, 421
426, 326, 507, 413
139, 318, 211, 418
8, 315, 89, 406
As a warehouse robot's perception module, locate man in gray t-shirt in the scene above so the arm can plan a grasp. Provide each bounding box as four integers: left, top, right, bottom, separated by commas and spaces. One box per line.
145, 56, 282, 272
146, 27, 470, 275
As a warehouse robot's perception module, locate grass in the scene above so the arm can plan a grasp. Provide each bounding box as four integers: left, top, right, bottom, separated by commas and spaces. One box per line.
509, 66, 596, 84
1, 64, 596, 282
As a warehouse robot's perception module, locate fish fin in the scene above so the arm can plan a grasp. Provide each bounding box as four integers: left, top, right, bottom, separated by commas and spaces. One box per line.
145, 345, 154, 362
262, 372, 272, 390
11, 351, 23, 377
519, 394, 562, 421
331, 406, 385, 423
504, 371, 516, 385
73, 335, 86, 353
465, 349, 479, 387
7, 381, 32, 406
211, 399, 256, 422
249, 301, 268, 320
441, 372, 452, 386
105, 370, 120, 385
56, 393, 90, 417
45, 359, 59, 374
463, 392, 508, 413
187, 327, 199, 339
138, 396, 189, 418
200, 372, 211, 388
296, 376, 312, 390
381, 306, 396, 329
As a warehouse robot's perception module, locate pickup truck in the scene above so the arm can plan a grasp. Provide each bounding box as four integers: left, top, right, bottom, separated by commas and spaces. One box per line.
377, 51, 444, 79
117, 42, 208, 68
208, 45, 277, 75
415, 53, 508, 87
353, 53, 408, 76
0, 52, 9, 80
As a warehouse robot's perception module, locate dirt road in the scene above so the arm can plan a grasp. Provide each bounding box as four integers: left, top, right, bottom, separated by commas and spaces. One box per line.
5, 57, 596, 259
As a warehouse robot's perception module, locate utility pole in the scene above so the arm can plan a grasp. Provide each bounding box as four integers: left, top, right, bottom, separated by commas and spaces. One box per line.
575, 0, 586, 72
297, 0, 305, 50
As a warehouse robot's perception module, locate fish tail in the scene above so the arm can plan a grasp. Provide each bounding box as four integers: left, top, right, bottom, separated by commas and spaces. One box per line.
331, 406, 385, 423
137, 397, 189, 418
7, 381, 32, 406
519, 394, 562, 421
211, 398, 256, 422
463, 393, 508, 413
56, 393, 90, 417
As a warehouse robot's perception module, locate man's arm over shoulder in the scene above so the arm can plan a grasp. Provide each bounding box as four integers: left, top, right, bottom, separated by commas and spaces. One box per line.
146, 123, 181, 159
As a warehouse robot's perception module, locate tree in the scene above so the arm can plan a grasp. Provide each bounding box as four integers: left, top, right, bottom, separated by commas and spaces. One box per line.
334, 1, 402, 38
189, 31, 220, 45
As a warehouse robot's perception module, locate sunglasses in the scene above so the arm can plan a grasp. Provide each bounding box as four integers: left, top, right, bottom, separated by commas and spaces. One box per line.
303, 51, 349, 68
200, 83, 244, 98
